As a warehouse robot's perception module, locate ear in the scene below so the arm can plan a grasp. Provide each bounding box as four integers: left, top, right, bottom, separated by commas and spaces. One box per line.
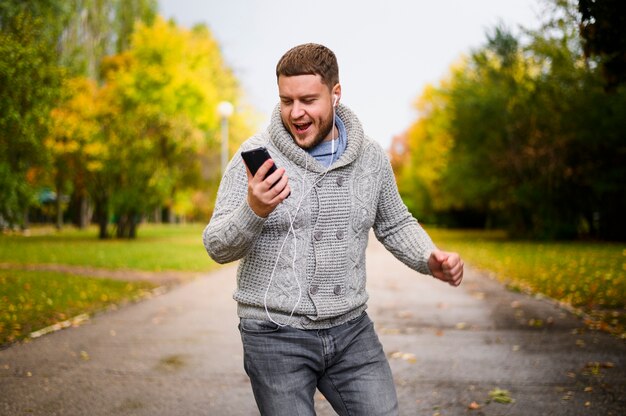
332, 84, 341, 107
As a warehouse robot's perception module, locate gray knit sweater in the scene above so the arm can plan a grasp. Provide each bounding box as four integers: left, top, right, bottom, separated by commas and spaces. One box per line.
203, 104, 436, 329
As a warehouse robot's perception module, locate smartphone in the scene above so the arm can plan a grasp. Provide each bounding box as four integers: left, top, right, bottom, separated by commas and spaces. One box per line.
241, 147, 277, 178
241, 147, 290, 197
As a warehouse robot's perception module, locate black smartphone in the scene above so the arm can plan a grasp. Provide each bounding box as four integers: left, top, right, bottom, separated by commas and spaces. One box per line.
241, 147, 290, 197
241, 147, 276, 178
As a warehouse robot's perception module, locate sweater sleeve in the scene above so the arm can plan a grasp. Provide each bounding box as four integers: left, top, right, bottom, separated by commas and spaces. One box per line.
373, 152, 436, 276
202, 153, 266, 264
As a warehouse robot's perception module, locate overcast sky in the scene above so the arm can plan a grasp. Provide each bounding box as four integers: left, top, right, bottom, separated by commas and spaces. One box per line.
159, 0, 543, 149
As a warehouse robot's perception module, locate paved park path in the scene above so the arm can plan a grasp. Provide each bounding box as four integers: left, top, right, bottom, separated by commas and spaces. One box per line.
1, 237, 624, 415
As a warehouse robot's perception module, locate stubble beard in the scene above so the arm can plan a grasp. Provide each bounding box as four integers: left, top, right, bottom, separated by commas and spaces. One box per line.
284, 114, 334, 151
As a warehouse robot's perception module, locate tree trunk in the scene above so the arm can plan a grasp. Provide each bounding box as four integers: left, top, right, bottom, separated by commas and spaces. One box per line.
21, 207, 30, 231
69, 190, 91, 229
94, 195, 109, 239
79, 196, 90, 228
55, 184, 63, 230
153, 207, 162, 223
129, 215, 138, 239
116, 214, 126, 238
162, 205, 172, 223
115, 213, 139, 239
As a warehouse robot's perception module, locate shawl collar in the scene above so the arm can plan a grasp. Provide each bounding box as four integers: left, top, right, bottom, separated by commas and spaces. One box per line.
267, 103, 365, 173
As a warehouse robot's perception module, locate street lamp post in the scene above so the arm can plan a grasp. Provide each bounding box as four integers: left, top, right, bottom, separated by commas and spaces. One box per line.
217, 101, 234, 175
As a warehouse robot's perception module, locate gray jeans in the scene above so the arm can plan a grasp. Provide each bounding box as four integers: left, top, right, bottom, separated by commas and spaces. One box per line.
238, 312, 399, 416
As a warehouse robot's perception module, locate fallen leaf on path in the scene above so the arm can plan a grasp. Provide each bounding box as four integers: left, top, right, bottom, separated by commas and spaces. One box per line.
468, 401, 481, 410
388, 351, 417, 364
380, 327, 401, 335
402, 353, 417, 363
585, 361, 614, 369
583, 361, 614, 376
488, 388, 515, 404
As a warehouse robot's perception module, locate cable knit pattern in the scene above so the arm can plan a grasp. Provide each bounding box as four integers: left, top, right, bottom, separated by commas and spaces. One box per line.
203, 104, 436, 329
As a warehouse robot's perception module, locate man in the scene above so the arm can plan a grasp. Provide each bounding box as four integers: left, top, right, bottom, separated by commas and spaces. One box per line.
203, 43, 464, 416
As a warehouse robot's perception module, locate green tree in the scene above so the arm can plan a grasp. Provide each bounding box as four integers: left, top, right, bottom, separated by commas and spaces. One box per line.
95, 17, 247, 238
46, 77, 104, 230
58, 0, 157, 78
391, 82, 455, 224
0, 0, 157, 230
525, 0, 626, 239
56, 0, 157, 229
0, 11, 63, 228
396, 0, 626, 240
579, 0, 626, 91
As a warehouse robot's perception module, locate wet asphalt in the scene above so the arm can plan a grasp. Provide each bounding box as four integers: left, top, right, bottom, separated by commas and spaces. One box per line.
0, 237, 624, 415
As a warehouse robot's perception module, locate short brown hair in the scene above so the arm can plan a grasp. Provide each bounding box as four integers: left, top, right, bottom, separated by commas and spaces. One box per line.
276, 43, 339, 90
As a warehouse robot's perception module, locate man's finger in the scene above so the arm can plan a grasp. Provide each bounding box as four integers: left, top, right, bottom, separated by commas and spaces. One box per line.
254, 159, 275, 182
268, 173, 289, 202
265, 167, 285, 189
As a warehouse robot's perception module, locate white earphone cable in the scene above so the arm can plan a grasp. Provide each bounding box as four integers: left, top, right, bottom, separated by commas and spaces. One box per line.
263, 103, 338, 327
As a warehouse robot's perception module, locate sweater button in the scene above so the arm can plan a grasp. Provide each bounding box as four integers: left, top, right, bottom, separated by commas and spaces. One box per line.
333, 285, 342, 295
313, 231, 323, 241
336, 230, 344, 240
309, 285, 319, 295
336, 177, 344, 186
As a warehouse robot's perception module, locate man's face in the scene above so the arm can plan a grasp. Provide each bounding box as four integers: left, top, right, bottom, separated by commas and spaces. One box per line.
278, 74, 339, 150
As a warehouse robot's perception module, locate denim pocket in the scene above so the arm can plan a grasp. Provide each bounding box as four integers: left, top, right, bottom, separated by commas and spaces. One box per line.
346, 311, 368, 326
239, 318, 281, 334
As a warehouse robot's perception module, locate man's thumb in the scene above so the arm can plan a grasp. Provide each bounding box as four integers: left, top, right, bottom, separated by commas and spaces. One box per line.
432, 249, 448, 264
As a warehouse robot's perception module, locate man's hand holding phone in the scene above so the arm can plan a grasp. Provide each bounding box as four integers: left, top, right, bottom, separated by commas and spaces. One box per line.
242, 148, 290, 218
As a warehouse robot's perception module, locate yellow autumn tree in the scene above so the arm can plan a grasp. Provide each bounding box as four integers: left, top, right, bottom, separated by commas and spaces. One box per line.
394, 71, 458, 222
46, 77, 106, 229
97, 16, 252, 237
47, 16, 254, 238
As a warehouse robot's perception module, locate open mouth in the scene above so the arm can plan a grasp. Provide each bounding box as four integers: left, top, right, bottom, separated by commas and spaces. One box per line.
293, 122, 312, 134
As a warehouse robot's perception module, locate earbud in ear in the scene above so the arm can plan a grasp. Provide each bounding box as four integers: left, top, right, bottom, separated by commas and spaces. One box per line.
333, 94, 339, 107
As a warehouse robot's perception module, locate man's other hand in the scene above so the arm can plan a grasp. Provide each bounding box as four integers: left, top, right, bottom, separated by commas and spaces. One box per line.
428, 250, 464, 287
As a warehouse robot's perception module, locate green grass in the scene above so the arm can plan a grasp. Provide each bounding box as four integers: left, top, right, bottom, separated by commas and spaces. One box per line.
0, 269, 155, 346
0, 223, 214, 272
0, 223, 215, 346
427, 228, 626, 335
3, 223, 624, 343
